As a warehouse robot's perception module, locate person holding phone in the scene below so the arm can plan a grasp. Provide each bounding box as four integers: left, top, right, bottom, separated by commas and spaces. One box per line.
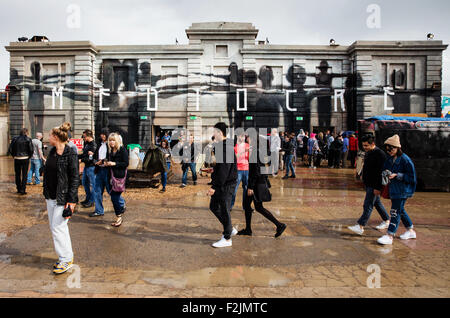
43, 122, 79, 275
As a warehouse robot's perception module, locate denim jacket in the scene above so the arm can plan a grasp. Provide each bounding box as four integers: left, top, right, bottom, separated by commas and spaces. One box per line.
383, 154, 417, 199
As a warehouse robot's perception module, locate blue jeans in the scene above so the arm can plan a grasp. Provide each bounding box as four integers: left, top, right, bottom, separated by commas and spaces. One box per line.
181, 163, 197, 185
231, 170, 249, 209
82, 166, 96, 204
161, 162, 171, 188
93, 167, 110, 215
357, 187, 389, 226
387, 198, 414, 236
110, 191, 125, 216
285, 154, 295, 177
27, 159, 41, 184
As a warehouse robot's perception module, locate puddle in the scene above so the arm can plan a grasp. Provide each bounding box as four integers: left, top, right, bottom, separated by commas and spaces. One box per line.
293, 241, 313, 248
0, 254, 11, 264
0, 232, 7, 244
142, 266, 290, 288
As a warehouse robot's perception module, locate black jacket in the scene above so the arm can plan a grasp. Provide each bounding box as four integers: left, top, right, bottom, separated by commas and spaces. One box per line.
108, 146, 129, 179
211, 139, 237, 191
43, 145, 80, 205
9, 135, 33, 158
282, 139, 296, 155
79, 140, 97, 168
248, 154, 271, 191
330, 139, 343, 152
362, 147, 387, 191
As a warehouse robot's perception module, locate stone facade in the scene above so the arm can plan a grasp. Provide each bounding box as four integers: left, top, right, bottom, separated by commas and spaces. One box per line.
5, 22, 447, 148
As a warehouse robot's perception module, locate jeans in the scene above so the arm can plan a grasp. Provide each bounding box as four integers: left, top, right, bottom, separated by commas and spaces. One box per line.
46, 199, 73, 263
357, 187, 390, 226
387, 198, 414, 236
82, 166, 96, 204
231, 170, 249, 209
110, 191, 126, 216
209, 184, 235, 240
161, 162, 171, 188
285, 154, 295, 176
93, 167, 110, 215
27, 159, 42, 184
14, 159, 29, 193
181, 163, 197, 185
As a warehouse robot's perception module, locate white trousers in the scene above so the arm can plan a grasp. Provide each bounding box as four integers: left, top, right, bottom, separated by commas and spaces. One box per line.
46, 199, 73, 263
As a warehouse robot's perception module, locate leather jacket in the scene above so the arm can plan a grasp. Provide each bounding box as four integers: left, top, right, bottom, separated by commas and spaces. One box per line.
43, 144, 80, 205
9, 135, 33, 158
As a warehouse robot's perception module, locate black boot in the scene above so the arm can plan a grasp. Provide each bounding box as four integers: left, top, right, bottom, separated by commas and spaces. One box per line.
275, 223, 287, 238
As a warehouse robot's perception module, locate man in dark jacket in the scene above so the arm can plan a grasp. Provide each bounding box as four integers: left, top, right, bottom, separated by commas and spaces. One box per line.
79, 130, 97, 208
9, 128, 33, 194
330, 135, 344, 168
282, 135, 296, 179
207, 122, 238, 248
348, 134, 390, 235
180, 134, 200, 188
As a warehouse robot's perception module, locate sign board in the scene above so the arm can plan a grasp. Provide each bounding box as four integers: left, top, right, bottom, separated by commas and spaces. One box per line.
140, 115, 148, 120
245, 116, 253, 120
296, 116, 304, 121
70, 138, 83, 151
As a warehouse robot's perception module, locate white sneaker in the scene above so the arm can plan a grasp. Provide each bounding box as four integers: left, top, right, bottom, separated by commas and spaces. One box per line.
377, 235, 393, 245
348, 224, 364, 235
231, 227, 238, 237
376, 221, 390, 230
212, 237, 232, 248
400, 230, 416, 240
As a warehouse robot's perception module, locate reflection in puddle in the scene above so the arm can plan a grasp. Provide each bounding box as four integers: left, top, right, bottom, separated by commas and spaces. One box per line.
0, 232, 7, 244
143, 266, 290, 288
0, 255, 11, 264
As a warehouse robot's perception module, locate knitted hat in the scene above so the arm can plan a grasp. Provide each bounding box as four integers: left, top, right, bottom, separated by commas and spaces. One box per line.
384, 134, 401, 148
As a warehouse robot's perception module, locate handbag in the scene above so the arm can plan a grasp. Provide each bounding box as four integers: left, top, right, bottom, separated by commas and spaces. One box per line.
381, 184, 390, 199
110, 169, 127, 193
253, 178, 272, 202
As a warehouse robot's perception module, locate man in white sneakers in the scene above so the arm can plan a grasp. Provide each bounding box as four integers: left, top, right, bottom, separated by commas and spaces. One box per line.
348, 134, 390, 236
207, 122, 238, 248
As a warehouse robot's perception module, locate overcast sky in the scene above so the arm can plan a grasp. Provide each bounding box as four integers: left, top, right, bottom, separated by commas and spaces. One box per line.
1, 0, 449, 93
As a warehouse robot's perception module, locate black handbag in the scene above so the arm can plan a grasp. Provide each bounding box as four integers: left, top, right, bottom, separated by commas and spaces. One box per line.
254, 178, 272, 202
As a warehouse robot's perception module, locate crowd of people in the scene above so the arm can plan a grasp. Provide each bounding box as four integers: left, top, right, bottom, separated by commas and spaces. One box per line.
8, 123, 418, 275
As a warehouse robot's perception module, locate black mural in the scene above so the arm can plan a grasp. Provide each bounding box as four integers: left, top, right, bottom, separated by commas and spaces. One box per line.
8, 57, 442, 150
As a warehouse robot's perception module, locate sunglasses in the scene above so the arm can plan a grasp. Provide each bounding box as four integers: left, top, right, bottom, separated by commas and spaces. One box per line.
385, 145, 396, 152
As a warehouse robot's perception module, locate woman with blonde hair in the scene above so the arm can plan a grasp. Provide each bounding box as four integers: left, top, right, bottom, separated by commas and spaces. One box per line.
43, 122, 79, 274
104, 133, 129, 227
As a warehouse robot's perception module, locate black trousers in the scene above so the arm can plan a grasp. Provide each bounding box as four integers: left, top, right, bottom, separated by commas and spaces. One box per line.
14, 159, 29, 193
242, 192, 281, 230
209, 184, 235, 240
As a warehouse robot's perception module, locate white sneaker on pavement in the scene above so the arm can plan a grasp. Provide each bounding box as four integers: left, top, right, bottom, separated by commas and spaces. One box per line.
348, 224, 364, 235
377, 235, 393, 245
400, 230, 416, 240
212, 237, 232, 248
231, 227, 238, 236
375, 221, 390, 230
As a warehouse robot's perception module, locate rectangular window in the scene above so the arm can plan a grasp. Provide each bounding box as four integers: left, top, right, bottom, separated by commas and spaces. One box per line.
215, 45, 228, 58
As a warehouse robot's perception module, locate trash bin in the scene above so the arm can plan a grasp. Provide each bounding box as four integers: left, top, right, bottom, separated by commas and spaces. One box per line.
127, 144, 142, 169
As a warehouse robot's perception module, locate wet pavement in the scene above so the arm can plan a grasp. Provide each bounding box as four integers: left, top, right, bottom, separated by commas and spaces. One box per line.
0, 156, 448, 298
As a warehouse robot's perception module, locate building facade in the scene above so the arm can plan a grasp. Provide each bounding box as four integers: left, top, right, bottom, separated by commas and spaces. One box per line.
5, 22, 448, 148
